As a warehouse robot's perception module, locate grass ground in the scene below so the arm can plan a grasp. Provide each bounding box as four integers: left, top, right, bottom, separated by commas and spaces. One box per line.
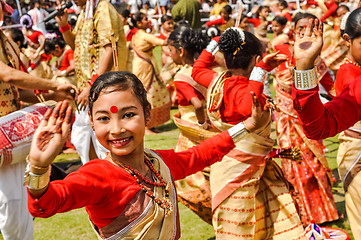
4, 108, 349, 240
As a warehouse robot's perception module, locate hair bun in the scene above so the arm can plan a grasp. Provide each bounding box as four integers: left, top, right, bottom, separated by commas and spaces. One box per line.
219, 28, 242, 54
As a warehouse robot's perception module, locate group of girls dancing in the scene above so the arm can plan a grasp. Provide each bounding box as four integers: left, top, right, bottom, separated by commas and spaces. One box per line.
22, 3, 361, 240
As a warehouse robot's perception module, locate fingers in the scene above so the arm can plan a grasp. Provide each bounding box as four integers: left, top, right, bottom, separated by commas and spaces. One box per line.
304, 18, 314, 38
48, 101, 62, 126
39, 108, 52, 128
250, 92, 260, 108
61, 105, 73, 139
313, 19, 323, 39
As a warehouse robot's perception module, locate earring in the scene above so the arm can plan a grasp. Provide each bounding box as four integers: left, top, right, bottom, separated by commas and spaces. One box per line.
91, 125, 95, 131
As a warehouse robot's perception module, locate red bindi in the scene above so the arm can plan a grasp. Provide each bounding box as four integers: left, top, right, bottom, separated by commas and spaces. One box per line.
110, 106, 118, 113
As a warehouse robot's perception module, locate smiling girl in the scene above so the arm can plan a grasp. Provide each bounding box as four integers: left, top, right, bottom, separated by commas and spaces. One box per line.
25, 71, 267, 239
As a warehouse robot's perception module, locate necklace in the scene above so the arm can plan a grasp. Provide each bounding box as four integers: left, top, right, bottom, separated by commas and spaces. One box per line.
345, 58, 361, 68
106, 152, 173, 216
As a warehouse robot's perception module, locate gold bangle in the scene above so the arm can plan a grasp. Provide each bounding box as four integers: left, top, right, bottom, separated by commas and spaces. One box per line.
293, 67, 318, 90
24, 163, 51, 190
25, 155, 49, 170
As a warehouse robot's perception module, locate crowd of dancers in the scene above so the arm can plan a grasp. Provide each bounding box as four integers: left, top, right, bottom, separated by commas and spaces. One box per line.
1, 0, 361, 239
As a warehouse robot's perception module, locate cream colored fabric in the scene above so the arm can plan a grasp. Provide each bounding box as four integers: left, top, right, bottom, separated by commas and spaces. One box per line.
92, 149, 179, 240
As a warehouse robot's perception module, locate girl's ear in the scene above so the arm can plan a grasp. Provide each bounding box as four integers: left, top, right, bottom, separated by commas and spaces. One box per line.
179, 47, 184, 58
255, 55, 261, 64
342, 33, 350, 42
88, 111, 94, 129
342, 33, 351, 47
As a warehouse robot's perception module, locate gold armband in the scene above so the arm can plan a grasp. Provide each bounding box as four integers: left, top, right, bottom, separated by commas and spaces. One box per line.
24, 163, 51, 190
293, 67, 318, 90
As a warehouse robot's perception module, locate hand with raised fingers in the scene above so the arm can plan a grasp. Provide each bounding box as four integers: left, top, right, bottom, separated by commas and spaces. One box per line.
262, 51, 288, 69
294, 18, 323, 70
244, 92, 271, 132
29, 101, 73, 169
55, 5, 69, 27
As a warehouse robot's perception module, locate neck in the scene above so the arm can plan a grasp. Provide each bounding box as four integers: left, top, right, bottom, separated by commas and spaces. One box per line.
162, 31, 170, 37
228, 68, 251, 78
107, 143, 148, 175
182, 56, 194, 66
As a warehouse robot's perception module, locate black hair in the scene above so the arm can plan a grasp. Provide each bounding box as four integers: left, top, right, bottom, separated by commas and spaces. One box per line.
345, 7, 361, 40
174, 20, 190, 29
89, 71, 151, 122
5, 28, 27, 48
130, 12, 146, 29
336, 4, 350, 17
273, 16, 288, 26
223, 5, 232, 15
44, 36, 66, 55
280, 0, 288, 8
168, 27, 210, 58
121, 9, 131, 19
161, 14, 173, 24
292, 12, 317, 26
219, 28, 263, 69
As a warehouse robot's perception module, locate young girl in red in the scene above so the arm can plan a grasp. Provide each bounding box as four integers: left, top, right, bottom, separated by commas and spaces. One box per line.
44, 35, 75, 85
26, 71, 266, 239
167, 26, 215, 223
206, 5, 235, 33
272, 12, 339, 226
192, 28, 304, 239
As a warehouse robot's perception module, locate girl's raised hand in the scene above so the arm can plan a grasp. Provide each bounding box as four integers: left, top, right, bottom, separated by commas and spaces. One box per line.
262, 51, 288, 69
294, 18, 323, 70
244, 92, 270, 132
29, 101, 73, 168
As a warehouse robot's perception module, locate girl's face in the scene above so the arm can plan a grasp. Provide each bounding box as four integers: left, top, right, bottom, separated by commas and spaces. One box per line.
350, 36, 361, 65
336, 7, 348, 19
50, 45, 63, 57
260, 8, 270, 19
90, 88, 146, 158
168, 44, 182, 65
137, 16, 149, 30
162, 19, 174, 33
221, 9, 229, 20
272, 21, 285, 35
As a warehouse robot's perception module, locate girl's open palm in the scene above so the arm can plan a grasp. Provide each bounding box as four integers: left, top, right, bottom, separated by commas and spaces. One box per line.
29, 101, 73, 168
294, 19, 323, 70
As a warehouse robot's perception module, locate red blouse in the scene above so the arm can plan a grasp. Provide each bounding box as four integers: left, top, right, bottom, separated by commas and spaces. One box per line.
174, 81, 204, 106
335, 62, 361, 96
292, 76, 361, 140
58, 48, 74, 71
27, 31, 43, 44
192, 49, 268, 124
28, 131, 235, 228
157, 33, 167, 40
206, 17, 225, 27
247, 18, 261, 27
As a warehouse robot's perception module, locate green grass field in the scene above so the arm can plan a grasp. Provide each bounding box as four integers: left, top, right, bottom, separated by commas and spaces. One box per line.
11, 109, 349, 240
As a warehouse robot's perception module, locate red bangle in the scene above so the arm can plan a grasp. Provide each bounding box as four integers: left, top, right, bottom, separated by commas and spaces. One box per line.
88, 74, 99, 86
59, 24, 71, 33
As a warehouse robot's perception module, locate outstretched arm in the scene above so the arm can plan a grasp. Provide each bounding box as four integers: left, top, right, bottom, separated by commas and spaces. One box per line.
0, 60, 77, 100
292, 19, 361, 139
